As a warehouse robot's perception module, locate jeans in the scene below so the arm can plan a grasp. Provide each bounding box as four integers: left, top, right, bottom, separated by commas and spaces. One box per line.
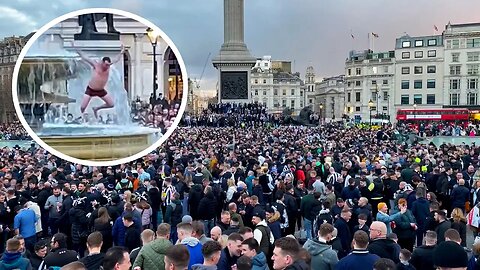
203, 219, 215, 237
304, 218, 313, 240
24, 235, 36, 253
48, 218, 59, 236
170, 227, 178, 244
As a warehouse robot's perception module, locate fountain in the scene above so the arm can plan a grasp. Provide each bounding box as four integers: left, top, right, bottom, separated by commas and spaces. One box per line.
17, 27, 163, 161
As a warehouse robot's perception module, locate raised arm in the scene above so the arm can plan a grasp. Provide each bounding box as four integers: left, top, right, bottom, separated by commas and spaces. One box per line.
71, 41, 96, 67
109, 44, 125, 65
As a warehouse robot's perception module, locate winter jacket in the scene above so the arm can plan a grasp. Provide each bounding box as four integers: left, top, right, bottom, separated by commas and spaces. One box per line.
367, 238, 400, 263
284, 193, 298, 221
334, 250, 380, 270
303, 239, 338, 270
435, 220, 452, 243
124, 224, 142, 252
334, 217, 351, 259
133, 238, 172, 270
217, 247, 238, 270
411, 197, 430, 231
396, 262, 416, 270
0, 252, 31, 270
181, 237, 203, 270
451, 185, 470, 209
313, 209, 334, 237
451, 220, 467, 247
376, 211, 402, 235
25, 252, 43, 270
300, 194, 321, 221
112, 211, 142, 246
393, 210, 417, 240
191, 265, 217, 270
165, 199, 183, 228
188, 184, 204, 220
341, 186, 361, 201
69, 206, 89, 245
79, 253, 104, 270
251, 252, 269, 270
197, 192, 217, 220
41, 248, 78, 269
94, 220, 113, 253
410, 245, 435, 270
285, 260, 309, 270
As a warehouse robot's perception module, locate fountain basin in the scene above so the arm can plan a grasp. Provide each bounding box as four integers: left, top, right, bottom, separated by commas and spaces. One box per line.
38, 124, 162, 161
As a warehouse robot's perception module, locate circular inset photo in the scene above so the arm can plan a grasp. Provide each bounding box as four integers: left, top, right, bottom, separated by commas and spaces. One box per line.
12, 8, 188, 166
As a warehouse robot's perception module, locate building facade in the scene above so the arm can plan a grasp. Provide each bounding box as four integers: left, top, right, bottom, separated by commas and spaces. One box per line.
305, 66, 317, 111
0, 36, 28, 123
316, 75, 345, 122
443, 23, 480, 107
344, 50, 395, 123
394, 34, 444, 112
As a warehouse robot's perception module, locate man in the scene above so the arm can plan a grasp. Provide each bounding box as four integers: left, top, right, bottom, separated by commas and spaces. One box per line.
435, 210, 451, 244
367, 221, 400, 263
27, 241, 48, 270
123, 213, 141, 252
410, 230, 436, 270
13, 204, 37, 252
228, 203, 245, 228
133, 223, 172, 270
271, 237, 309, 270
241, 238, 268, 270
335, 231, 380, 270
303, 223, 338, 269
192, 221, 213, 244
451, 179, 470, 212
217, 211, 231, 232
252, 211, 274, 257
103, 246, 131, 270
44, 185, 63, 236
130, 229, 155, 264
300, 189, 321, 240
334, 208, 352, 259
177, 222, 203, 269
192, 240, 223, 270
164, 245, 190, 270
239, 227, 254, 240
79, 232, 104, 270
223, 216, 241, 236
0, 238, 32, 269
210, 226, 222, 242
432, 241, 468, 270
217, 233, 243, 270
72, 42, 125, 117
41, 233, 78, 269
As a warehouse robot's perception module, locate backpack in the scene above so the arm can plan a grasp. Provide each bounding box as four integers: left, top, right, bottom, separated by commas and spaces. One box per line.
313, 210, 333, 238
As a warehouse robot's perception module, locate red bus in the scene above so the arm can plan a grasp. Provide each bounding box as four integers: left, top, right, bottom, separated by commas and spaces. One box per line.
396, 108, 470, 127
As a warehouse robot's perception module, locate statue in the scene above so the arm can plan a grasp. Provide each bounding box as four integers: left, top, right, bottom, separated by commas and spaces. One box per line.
74, 13, 120, 40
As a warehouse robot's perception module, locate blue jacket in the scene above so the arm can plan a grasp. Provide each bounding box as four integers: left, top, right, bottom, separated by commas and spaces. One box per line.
451, 186, 470, 209
181, 237, 203, 270
112, 211, 141, 246
341, 186, 361, 201
0, 252, 31, 270
411, 198, 430, 230
217, 247, 238, 270
376, 211, 402, 235
335, 250, 380, 270
252, 252, 268, 270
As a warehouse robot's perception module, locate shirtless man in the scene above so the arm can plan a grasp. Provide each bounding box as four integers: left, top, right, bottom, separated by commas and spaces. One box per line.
72, 42, 125, 118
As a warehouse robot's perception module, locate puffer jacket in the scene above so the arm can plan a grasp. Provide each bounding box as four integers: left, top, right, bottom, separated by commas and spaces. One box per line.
69, 206, 89, 244
252, 252, 269, 270
132, 238, 172, 270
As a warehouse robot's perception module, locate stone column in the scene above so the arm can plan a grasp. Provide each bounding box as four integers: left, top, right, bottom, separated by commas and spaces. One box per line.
224, 0, 244, 45
134, 33, 143, 100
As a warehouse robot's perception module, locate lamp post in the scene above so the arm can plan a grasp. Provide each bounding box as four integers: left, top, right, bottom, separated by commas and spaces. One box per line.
413, 103, 417, 120
320, 103, 324, 124
146, 27, 160, 101
375, 84, 379, 117
368, 99, 374, 128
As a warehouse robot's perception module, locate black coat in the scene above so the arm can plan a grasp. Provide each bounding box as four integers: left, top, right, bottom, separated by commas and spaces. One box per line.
393, 210, 416, 240
451, 185, 470, 209
334, 217, 352, 259
148, 187, 161, 210
411, 198, 430, 231
451, 220, 467, 247
188, 184, 204, 220
368, 238, 400, 263
58, 195, 73, 227
69, 206, 89, 244
410, 245, 436, 270
124, 224, 141, 252
197, 192, 217, 220
435, 220, 452, 243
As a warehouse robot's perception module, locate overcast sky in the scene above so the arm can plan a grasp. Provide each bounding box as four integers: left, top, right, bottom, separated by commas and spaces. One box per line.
2, 0, 480, 92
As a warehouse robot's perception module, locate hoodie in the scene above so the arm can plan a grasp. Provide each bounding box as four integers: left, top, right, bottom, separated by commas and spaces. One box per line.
181, 237, 203, 270
191, 265, 217, 270
0, 252, 32, 270
252, 252, 268, 270
303, 239, 338, 269
79, 253, 104, 270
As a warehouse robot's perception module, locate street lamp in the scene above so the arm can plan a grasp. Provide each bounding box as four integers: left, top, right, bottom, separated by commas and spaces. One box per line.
368, 99, 374, 127
146, 27, 160, 102
413, 103, 417, 121
320, 103, 324, 124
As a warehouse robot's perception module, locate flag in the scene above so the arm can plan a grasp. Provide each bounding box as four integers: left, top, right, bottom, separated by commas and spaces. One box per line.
351, 33, 355, 39
434, 25, 438, 32
371, 32, 379, 38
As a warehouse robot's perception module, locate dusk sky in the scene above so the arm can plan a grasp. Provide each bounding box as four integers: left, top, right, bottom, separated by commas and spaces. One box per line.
2, 0, 480, 92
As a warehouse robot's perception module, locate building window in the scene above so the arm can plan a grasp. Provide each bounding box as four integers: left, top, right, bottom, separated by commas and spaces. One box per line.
347, 81, 352, 87
263, 79, 267, 84
355, 106, 361, 112
254, 79, 258, 84
347, 93, 351, 102
468, 92, 478, 105
264, 63, 268, 67
414, 66, 423, 74
291, 100, 295, 108
401, 80, 410, 89
300, 90, 303, 96
372, 80, 377, 85
468, 78, 478, 89
355, 92, 361, 102
450, 79, 460, 90
415, 40, 424, 47
300, 101, 303, 107
428, 39, 437, 46
414, 80, 423, 89
452, 53, 460, 62
371, 106, 377, 111
383, 106, 387, 111
356, 68, 361, 75
427, 66, 436, 73
450, 93, 460, 105
414, 94, 422, 104
274, 89, 278, 95
415, 51, 423, 58
452, 39, 460, 49
467, 38, 480, 48
263, 90, 267, 96
372, 92, 377, 101
291, 89, 295, 95
383, 80, 388, 85
468, 64, 479, 75
427, 79, 436, 89
383, 66, 389, 73
401, 67, 410, 74
309, 98, 313, 104
254, 90, 258, 96
402, 41, 411, 48
355, 81, 361, 86
282, 89, 286, 95
383, 91, 388, 101
427, 94, 436, 104
427, 50, 436, 57
348, 69, 351, 75
282, 100, 287, 107
402, 52, 410, 59
401, 95, 409, 105
450, 65, 461, 75
467, 52, 480, 62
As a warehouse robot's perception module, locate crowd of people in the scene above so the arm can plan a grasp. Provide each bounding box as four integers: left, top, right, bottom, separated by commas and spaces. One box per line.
0, 122, 30, 141
130, 93, 180, 134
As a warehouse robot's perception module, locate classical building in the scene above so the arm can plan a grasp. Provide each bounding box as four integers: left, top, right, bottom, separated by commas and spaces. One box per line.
304, 66, 317, 111
316, 75, 345, 122
251, 56, 305, 114
0, 35, 29, 123
394, 34, 444, 111
344, 50, 395, 123
443, 23, 480, 107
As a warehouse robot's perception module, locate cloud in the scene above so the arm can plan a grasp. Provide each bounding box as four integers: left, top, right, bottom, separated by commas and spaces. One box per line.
0, 6, 37, 28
